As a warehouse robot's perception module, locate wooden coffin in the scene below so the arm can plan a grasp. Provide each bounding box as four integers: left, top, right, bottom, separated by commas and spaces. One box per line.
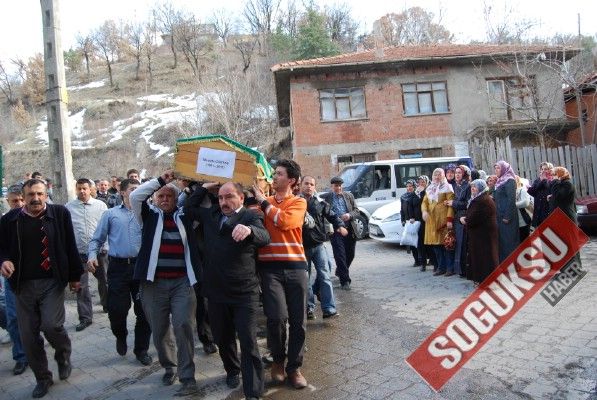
174, 135, 273, 187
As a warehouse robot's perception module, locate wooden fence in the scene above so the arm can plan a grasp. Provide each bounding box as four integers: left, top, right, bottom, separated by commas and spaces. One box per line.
469, 137, 597, 197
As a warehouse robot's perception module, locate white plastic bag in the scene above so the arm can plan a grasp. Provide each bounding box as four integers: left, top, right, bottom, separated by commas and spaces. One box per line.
400, 221, 420, 247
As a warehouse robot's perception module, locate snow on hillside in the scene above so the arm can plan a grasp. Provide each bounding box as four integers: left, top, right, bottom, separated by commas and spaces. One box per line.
67, 80, 106, 91
34, 93, 206, 156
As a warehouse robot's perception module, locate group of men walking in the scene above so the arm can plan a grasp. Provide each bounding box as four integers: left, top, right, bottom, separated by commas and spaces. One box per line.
0, 160, 361, 399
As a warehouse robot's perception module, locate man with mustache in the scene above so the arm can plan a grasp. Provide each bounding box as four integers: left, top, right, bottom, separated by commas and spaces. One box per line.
0, 178, 82, 398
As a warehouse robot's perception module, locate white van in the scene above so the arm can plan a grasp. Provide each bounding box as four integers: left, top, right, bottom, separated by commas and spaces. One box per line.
333, 156, 473, 239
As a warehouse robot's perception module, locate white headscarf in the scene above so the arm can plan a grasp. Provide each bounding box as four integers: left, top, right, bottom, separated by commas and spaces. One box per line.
426, 168, 454, 202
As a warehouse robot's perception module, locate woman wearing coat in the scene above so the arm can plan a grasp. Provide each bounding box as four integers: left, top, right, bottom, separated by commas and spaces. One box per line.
416, 175, 433, 271
515, 175, 532, 243
494, 160, 519, 262
460, 179, 498, 285
527, 162, 554, 228
400, 180, 424, 268
549, 167, 577, 224
445, 165, 471, 277
422, 168, 455, 276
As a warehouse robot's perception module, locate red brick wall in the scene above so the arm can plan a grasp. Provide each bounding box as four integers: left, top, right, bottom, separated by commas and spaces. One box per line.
565, 92, 595, 146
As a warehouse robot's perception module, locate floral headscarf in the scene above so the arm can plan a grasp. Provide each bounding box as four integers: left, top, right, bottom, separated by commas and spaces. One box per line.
494, 160, 517, 189
426, 168, 454, 202
468, 179, 488, 207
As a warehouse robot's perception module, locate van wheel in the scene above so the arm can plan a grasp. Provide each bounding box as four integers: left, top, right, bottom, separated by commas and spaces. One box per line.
353, 215, 369, 240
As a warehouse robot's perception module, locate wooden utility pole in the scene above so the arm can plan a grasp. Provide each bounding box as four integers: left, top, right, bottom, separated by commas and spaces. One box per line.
40, 0, 75, 203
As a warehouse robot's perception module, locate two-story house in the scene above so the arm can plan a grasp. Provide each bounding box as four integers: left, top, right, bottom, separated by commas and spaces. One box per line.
271, 44, 578, 180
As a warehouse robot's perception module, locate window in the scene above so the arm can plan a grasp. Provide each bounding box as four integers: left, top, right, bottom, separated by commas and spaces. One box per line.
320, 87, 367, 121
402, 82, 449, 115
486, 77, 535, 121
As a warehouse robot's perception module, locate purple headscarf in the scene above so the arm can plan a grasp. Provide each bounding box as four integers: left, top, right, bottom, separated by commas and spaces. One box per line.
494, 160, 517, 189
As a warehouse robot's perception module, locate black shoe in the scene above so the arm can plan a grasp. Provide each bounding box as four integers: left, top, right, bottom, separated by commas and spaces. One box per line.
176, 380, 198, 395
136, 352, 153, 366
420, 265, 426, 272
340, 282, 351, 291
162, 369, 177, 386
203, 342, 218, 355
433, 271, 445, 276
444, 272, 455, 277
307, 310, 315, 320
58, 361, 72, 380
13, 361, 28, 375
226, 373, 240, 388
322, 311, 339, 319
116, 337, 127, 356
32, 380, 53, 398
75, 320, 92, 332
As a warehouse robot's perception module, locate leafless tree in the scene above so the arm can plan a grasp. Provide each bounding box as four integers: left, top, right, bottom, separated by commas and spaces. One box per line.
125, 22, 144, 80
0, 60, 17, 105
373, 7, 452, 47
325, 3, 359, 51
93, 20, 120, 87
76, 33, 95, 78
276, 0, 300, 37
154, 1, 184, 69
483, 1, 535, 44
233, 36, 258, 73
174, 14, 214, 79
143, 20, 158, 88
243, 0, 281, 54
10, 58, 27, 82
210, 8, 233, 48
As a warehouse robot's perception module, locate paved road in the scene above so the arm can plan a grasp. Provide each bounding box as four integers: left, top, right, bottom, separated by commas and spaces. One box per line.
1, 236, 596, 399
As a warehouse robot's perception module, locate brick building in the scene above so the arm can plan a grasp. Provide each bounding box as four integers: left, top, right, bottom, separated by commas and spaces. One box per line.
271, 44, 577, 181
565, 71, 597, 146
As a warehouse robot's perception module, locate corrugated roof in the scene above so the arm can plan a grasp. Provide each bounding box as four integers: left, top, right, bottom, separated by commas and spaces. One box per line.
271, 44, 573, 72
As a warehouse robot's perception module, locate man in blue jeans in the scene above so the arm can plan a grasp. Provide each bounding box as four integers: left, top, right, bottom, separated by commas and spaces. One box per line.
300, 176, 347, 319
2, 185, 29, 375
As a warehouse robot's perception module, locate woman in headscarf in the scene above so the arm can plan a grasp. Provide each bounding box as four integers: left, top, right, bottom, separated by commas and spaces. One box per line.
494, 160, 519, 262
527, 161, 554, 228
486, 175, 497, 197
422, 168, 455, 276
444, 164, 457, 186
515, 175, 532, 243
549, 167, 577, 223
400, 180, 424, 268
445, 165, 471, 277
460, 179, 498, 285
416, 175, 434, 271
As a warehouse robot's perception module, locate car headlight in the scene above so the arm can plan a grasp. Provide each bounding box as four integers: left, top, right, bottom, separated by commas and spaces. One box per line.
576, 205, 588, 214
382, 213, 401, 223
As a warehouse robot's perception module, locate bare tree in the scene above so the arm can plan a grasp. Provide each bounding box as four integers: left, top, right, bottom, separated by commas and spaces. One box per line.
174, 14, 214, 79
0, 60, 17, 105
373, 7, 452, 47
10, 58, 27, 82
210, 8, 233, 48
243, 0, 281, 54
277, 0, 300, 37
76, 33, 95, 79
233, 36, 258, 73
325, 2, 359, 51
94, 20, 120, 87
155, 1, 184, 69
483, 0, 535, 44
21, 54, 45, 107
143, 20, 158, 88
125, 22, 144, 80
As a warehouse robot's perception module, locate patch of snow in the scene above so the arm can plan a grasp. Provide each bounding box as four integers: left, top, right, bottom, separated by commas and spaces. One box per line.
15, 139, 27, 145
35, 109, 88, 145
67, 80, 105, 91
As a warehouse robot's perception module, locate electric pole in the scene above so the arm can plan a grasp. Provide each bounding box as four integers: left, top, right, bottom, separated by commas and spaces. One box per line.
40, 0, 75, 203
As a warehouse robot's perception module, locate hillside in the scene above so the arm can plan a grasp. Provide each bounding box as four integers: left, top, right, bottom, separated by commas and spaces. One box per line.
1, 45, 289, 184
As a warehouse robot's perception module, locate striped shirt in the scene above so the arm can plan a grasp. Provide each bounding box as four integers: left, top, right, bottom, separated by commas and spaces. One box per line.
155, 213, 186, 279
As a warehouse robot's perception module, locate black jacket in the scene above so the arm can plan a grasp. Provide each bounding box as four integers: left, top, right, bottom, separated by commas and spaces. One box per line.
400, 191, 422, 223
549, 179, 577, 224
527, 178, 551, 228
185, 187, 270, 303
451, 180, 471, 219
301, 195, 345, 248
320, 191, 360, 238
0, 204, 83, 293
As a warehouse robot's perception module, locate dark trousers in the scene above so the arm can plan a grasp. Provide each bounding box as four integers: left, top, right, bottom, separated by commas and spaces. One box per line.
15, 278, 71, 383
107, 258, 151, 356
330, 231, 356, 285
519, 225, 531, 243
77, 252, 108, 323
193, 284, 214, 345
208, 300, 264, 398
259, 268, 307, 373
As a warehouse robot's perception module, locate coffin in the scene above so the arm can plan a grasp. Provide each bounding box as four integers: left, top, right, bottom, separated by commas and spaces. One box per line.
174, 135, 273, 187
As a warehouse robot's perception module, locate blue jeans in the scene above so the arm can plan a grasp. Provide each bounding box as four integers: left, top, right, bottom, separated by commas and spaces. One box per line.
2, 277, 27, 363
433, 246, 455, 273
305, 244, 336, 314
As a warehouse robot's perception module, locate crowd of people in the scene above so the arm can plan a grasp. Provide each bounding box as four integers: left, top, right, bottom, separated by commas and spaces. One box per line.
0, 161, 367, 400
400, 160, 579, 287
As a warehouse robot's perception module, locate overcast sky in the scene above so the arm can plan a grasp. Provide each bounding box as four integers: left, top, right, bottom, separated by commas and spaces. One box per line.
1, 0, 595, 63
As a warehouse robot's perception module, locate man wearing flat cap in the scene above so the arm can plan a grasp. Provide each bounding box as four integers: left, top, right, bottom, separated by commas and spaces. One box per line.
320, 177, 360, 290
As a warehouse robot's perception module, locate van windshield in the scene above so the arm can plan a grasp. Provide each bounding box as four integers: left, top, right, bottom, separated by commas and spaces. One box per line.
339, 164, 372, 188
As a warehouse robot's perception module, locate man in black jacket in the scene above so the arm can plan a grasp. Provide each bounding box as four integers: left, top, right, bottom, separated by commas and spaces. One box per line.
300, 176, 347, 319
0, 179, 82, 398
185, 181, 270, 400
